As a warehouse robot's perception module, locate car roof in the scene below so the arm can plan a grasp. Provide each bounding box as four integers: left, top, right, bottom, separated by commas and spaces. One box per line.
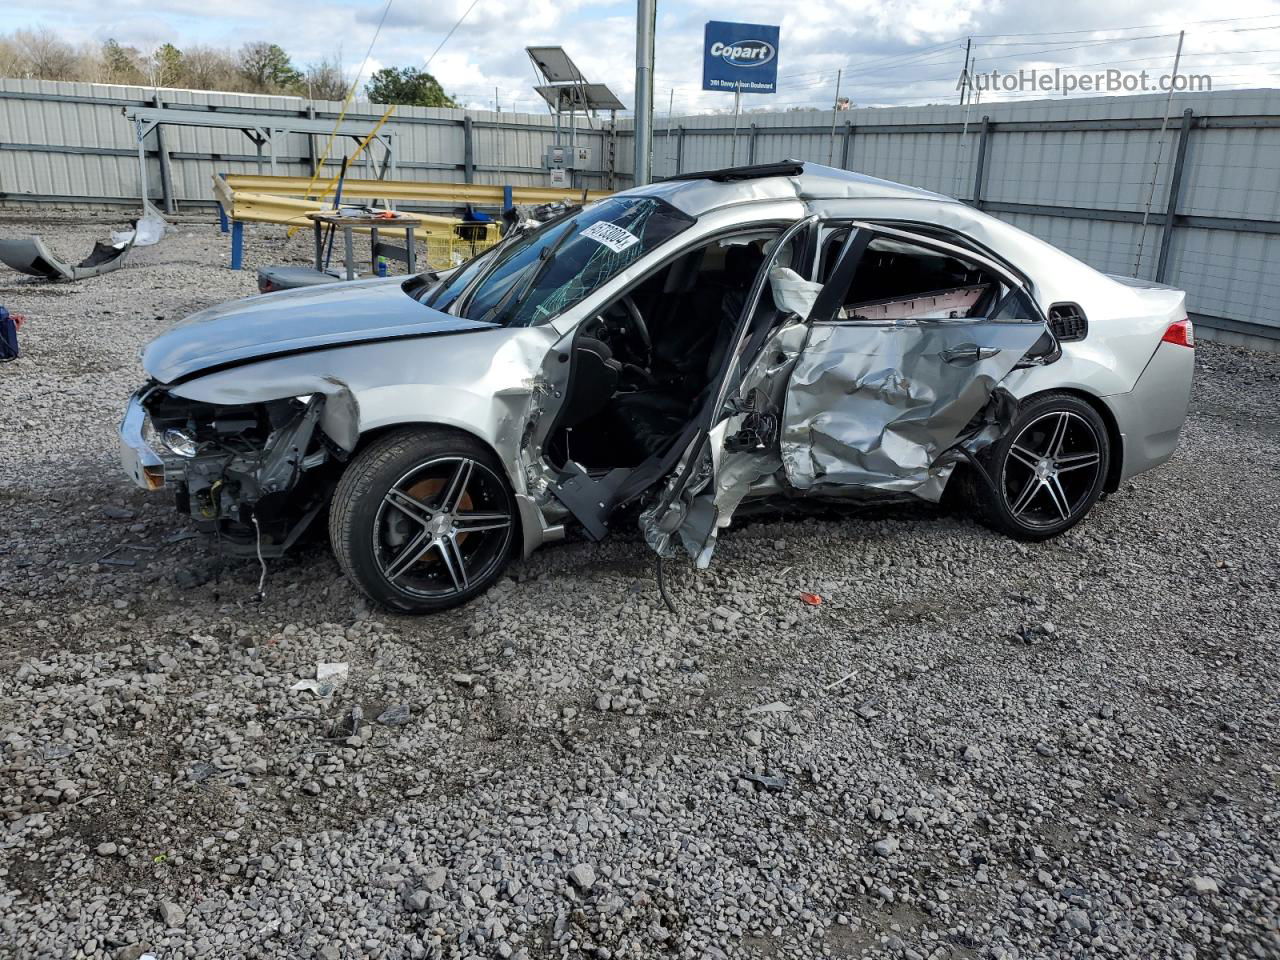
627, 160, 958, 217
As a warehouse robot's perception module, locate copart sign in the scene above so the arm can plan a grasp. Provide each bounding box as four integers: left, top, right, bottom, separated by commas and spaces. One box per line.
702, 21, 780, 94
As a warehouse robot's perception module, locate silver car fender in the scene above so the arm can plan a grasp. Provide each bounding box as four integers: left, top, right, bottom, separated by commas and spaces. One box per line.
168, 325, 564, 555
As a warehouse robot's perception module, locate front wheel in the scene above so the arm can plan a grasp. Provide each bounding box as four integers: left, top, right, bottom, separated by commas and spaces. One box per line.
329, 427, 519, 613
967, 392, 1110, 541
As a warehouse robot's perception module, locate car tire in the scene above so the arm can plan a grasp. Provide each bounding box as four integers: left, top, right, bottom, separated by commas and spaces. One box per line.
329, 427, 519, 613
965, 391, 1110, 541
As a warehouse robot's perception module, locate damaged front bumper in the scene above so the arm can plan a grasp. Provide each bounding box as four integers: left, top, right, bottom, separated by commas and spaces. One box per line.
118, 387, 340, 557
119, 390, 166, 491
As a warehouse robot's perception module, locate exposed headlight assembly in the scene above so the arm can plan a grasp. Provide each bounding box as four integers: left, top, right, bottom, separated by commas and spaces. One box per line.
162, 427, 199, 458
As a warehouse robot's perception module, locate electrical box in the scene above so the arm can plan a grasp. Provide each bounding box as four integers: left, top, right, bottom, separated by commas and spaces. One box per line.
549, 168, 568, 186
544, 145, 591, 170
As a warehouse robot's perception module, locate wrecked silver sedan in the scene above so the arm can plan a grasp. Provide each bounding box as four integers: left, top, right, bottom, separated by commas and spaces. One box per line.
120, 161, 1194, 612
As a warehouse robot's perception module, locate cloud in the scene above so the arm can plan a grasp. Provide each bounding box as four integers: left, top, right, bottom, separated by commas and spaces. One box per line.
1, 0, 1275, 111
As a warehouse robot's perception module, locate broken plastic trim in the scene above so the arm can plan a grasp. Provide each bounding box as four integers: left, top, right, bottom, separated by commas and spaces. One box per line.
0, 233, 135, 282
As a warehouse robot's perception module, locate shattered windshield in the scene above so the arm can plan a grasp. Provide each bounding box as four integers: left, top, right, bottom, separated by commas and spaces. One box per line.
454, 196, 694, 326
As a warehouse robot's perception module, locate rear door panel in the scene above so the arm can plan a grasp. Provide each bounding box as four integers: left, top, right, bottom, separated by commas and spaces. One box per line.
779, 222, 1048, 501
781, 317, 1047, 497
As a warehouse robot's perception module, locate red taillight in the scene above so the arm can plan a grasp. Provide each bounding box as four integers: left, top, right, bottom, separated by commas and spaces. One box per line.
1162, 317, 1194, 348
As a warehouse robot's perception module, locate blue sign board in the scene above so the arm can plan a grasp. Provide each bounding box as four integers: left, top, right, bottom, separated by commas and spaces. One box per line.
702, 21, 780, 94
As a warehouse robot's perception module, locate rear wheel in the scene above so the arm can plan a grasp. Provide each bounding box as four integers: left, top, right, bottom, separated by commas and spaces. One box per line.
329, 427, 518, 613
967, 392, 1110, 541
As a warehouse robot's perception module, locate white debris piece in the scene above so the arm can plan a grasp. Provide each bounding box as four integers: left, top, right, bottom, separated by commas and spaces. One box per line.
316, 662, 349, 683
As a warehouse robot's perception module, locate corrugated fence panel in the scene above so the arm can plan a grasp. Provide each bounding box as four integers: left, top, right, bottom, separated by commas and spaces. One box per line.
2, 79, 1278, 339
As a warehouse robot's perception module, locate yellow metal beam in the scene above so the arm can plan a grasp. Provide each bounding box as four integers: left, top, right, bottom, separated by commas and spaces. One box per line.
223, 190, 482, 237
217, 173, 610, 207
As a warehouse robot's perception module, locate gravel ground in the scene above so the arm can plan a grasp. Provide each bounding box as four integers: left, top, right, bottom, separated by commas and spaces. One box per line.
1, 214, 1278, 960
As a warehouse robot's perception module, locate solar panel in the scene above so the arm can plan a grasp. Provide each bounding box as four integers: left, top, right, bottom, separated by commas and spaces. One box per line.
534, 83, 627, 112
526, 46, 585, 84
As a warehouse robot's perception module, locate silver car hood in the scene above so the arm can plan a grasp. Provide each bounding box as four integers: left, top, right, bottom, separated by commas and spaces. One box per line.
143, 276, 491, 384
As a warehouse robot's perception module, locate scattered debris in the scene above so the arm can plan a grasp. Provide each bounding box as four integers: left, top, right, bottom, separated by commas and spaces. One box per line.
0, 233, 136, 282
799, 592, 823, 606
745, 701, 793, 716
111, 215, 166, 249
822, 669, 857, 691
315, 662, 349, 683
290, 679, 335, 698
741, 772, 788, 792
376, 704, 411, 726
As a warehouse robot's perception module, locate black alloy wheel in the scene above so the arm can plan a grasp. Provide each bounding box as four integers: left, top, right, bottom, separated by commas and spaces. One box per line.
967, 391, 1110, 541
330, 428, 518, 612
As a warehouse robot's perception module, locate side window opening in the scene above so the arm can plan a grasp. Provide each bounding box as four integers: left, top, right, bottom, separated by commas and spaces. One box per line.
544, 229, 783, 472
838, 236, 1009, 322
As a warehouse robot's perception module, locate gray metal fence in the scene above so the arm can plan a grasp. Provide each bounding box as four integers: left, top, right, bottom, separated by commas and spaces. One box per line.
2, 79, 1278, 345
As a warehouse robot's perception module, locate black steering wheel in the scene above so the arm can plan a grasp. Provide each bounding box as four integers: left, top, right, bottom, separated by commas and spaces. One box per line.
587, 294, 651, 358
615, 294, 651, 356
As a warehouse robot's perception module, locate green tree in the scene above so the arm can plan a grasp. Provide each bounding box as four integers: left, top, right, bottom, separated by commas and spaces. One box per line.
101, 39, 143, 84
237, 41, 301, 93
365, 66, 456, 107
152, 43, 183, 87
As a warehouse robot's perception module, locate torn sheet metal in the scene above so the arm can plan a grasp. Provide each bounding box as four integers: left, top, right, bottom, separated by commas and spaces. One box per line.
780, 319, 1047, 500
712, 319, 810, 520
0, 234, 135, 281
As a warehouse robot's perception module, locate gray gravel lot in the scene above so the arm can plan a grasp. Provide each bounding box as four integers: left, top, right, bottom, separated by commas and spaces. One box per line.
0, 214, 1277, 960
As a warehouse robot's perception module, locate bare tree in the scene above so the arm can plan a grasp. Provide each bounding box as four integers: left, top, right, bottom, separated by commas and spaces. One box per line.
301, 53, 350, 101
0, 36, 29, 77
182, 46, 238, 91
14, 27, 78, 80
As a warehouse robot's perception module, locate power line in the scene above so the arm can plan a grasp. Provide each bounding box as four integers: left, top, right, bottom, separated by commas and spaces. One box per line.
425, 0, 482, 69
968, 12, 1280, 38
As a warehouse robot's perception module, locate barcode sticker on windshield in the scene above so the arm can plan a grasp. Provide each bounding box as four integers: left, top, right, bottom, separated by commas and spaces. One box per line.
581, 221, 640, 253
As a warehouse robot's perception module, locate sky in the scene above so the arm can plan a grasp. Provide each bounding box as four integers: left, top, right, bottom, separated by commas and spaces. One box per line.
3, 0, 1279, 114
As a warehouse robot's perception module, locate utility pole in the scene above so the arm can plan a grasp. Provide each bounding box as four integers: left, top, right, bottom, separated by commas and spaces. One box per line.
959, 37, 971, 105
1134, 29, 1186, 276
634, 0, 656, 186
666, 87, 675, 174
827, 69, 843, 165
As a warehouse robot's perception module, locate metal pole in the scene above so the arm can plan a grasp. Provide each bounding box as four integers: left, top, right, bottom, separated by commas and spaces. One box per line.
959, 38, 971, 105
730, 81, 742, 166
633, 0, 656, 186
972, 116, 991, 209
1134, 29, 1185, 277
827, 69, 843, 165
666, 87, 674, 176
1156, 108, 1195, 284
463, 115, 475, 184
